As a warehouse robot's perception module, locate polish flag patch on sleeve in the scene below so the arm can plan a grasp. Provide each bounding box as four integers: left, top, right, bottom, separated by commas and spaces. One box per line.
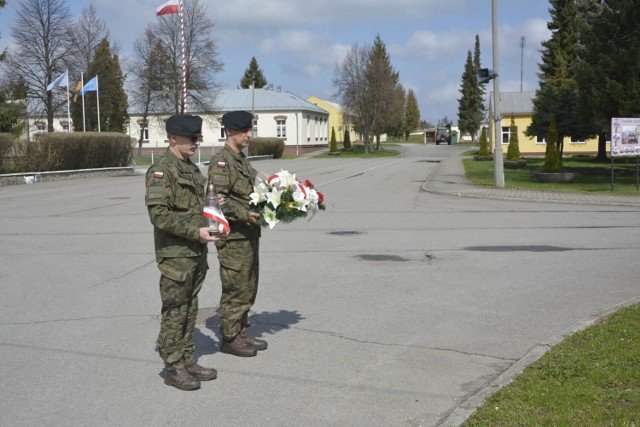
216, 161, 226, 168
154, 171, 164, 179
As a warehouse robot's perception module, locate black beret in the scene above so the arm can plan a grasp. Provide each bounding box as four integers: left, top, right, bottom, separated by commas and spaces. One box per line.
166, 114, 203, 136
222, 111, 253, 130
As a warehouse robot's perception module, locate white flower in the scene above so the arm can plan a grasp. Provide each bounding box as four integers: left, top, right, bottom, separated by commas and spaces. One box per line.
265, 186, 283, 209
263, 205, 279, 229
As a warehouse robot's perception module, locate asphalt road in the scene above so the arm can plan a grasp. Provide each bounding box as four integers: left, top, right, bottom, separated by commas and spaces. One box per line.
1, 144, 639, 426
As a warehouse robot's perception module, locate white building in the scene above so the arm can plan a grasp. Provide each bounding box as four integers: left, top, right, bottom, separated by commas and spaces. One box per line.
128, 87, 330, 156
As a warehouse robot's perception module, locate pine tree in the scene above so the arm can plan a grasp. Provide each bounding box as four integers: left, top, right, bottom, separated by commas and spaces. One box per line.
457, 49, 483, 142
240, 56, 268, 89
404, 89, 420, 140
526, 0, 582, 160
576, 0, 640, 162
72, 38, 128, 132
506, 117, 520, 161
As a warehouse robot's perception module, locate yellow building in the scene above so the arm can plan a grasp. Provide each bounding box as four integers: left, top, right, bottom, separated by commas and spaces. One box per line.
488, 92, 602, 155
307, 96, 357, 143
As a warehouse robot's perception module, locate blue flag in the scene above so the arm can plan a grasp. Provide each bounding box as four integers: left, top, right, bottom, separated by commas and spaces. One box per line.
79, 76, 98, 95
47, 71, 68, 91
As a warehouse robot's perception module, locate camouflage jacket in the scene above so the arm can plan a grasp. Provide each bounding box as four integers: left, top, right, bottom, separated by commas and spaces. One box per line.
207, 145, 261, 240
145, 149, 207, 262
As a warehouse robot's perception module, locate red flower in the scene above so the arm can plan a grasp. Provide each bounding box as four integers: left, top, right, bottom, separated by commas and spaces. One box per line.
304, 179, 314, 188
317, 191, 324, 203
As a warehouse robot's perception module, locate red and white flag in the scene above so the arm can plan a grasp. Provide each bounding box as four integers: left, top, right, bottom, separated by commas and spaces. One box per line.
156, 0, 179, 16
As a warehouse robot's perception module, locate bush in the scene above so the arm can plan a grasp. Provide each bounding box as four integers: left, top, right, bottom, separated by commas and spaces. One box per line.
329, 127, 338, 152
25, 132, 134, 172
0, 133, 15, 173
478, 127, 489, 156
249, 137, 285, 159
343, 129, 352, 150
506, 117, 521, 161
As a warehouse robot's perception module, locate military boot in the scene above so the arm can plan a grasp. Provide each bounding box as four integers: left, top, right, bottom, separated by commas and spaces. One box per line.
238, 330, 268, 351
185, 363, 217, 381
220, 337, 257, 357
164, 368, 201, 390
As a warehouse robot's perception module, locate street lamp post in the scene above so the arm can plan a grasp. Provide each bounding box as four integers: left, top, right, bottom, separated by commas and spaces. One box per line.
492, 0, 505, 187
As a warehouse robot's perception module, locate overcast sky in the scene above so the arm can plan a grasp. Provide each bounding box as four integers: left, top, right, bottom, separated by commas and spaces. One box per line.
0, 0, 552, 125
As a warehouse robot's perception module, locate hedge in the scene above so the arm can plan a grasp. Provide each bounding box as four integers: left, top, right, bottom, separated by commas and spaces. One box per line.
249, 137, 285, 159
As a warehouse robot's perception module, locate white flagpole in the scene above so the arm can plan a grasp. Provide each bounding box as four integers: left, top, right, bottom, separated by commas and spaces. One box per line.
179, 0, 187, 113
96, 75, 101, 132
65, 69, 71, 132
81, 72, 86, 132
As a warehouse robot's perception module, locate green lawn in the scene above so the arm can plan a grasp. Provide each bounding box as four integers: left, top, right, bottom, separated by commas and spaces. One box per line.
464, 303, 640, 426
315, 143, 401, 158
464, 154, 640, 196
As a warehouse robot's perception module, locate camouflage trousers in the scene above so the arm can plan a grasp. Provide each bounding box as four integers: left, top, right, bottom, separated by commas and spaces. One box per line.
216, 237, 260, 340
156, 254, 208, 369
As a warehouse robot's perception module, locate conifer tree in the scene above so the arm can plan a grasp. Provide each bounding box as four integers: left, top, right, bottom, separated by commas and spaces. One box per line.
404, 89, 420, 140
240, 56, 268, 89
526, 0, 582, 159
343, 129, 351, 150
72, 38, 128, 132
506, 117, 520, 161
329, 127, 338, 152
478, 127, 489, 156
543, 117, 562, 173
457, 48, 483, 142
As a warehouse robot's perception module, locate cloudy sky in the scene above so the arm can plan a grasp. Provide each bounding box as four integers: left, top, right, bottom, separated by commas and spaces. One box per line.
0, 0, 552, 125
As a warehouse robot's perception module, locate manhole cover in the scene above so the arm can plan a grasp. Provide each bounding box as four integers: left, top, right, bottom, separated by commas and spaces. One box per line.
329, 231, 363, 236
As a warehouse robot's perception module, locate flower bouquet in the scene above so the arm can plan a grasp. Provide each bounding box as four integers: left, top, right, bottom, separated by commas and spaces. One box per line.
250, 169, 326, 229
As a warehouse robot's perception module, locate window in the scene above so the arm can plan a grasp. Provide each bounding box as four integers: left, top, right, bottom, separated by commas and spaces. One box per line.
570, 137, 586, 144
35, 121, 45, 132
220, 126, 226, 139
62, 124, 70, 132
276, 120, 286, 138
536, 135, 546, 144
140, 122, 149, 141
501, 126, 510, 144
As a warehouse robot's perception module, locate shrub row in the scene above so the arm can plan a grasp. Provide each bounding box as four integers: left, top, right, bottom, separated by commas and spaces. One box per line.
249, 137, 285, 159
0, 133, 15, 173
24, 132, 135, 172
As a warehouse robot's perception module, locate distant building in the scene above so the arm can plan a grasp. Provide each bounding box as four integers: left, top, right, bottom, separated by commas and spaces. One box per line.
306, 96, 357, 144
488, 91, 602, 155
128, 87, 330, 156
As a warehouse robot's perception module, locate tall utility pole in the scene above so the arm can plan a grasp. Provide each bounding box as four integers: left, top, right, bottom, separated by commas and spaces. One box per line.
492, 0, 504, 187
520, 36, 526, 92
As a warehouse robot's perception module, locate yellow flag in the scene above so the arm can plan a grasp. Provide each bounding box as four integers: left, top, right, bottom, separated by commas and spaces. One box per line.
72, 81, 83, 103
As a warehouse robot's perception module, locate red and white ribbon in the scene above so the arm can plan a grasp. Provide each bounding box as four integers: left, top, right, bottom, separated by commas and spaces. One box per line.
203, 206, 230, 235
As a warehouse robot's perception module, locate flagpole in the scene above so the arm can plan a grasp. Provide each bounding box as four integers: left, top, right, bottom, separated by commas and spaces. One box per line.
96, 75, 101, 132
179, 0, 187, 113
65, 69, 71, 132
81, 72, 86, 132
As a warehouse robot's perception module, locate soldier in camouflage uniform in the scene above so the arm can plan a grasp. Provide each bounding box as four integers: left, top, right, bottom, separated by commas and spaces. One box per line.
207, 111, 267, 357
145, 114, 220, 390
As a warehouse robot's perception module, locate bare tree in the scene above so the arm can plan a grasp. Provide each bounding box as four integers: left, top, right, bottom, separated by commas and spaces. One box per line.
334, 44, 375, 153
6, 0, 75, 131
152, 0, 223, 114
128, 27, 170, 154
72, 4, 108, 75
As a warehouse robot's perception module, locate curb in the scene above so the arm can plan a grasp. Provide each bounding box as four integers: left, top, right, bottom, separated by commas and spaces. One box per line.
439, 295, 640, 426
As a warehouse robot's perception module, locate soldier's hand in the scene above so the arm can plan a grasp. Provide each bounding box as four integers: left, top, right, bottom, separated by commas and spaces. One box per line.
198, 227, 220, 243
248, 211, 260, 224
217, 194, 226, 206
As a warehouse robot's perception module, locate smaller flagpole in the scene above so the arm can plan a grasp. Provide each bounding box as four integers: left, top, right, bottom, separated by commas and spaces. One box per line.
65, 69, 71, 132
179, 0, 187, 113
96, 75, 101, 132
81, 73, 86, 132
